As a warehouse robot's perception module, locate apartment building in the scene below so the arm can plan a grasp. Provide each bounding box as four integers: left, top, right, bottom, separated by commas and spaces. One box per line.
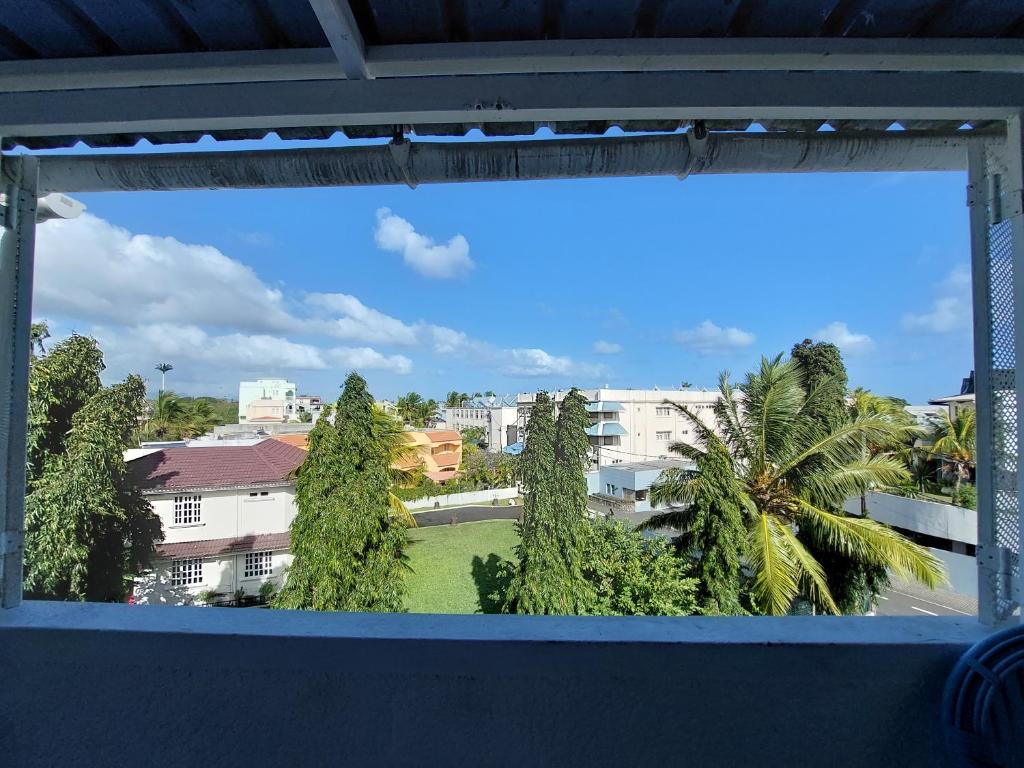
397, 430, 464, 483
518, 388, 724, 466
442, 396, 519, 452
129, 439, 307, 605
238, 379, 297, 423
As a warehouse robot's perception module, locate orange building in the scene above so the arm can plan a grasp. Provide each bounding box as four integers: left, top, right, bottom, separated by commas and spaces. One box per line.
274, 429, 463, 483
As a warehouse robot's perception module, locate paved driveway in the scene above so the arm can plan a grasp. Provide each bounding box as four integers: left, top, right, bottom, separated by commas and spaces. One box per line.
413, 504, 521, 527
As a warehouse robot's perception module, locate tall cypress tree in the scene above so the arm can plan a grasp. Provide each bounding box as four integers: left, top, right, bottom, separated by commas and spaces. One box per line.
791, 339, 887, 613
503, 392, 569, 613
552, 388, 598, 611
276, 373, 406, 612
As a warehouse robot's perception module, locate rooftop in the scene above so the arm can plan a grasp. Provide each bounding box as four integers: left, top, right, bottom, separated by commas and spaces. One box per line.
128, 439, 307, 493
156, 532, 290, 560
604, 459, 695, 473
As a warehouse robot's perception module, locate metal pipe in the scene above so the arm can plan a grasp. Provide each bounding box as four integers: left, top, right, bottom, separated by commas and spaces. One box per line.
35, 131, 996, 194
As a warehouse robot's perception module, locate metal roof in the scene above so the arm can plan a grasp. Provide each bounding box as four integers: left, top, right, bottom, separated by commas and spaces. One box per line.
2, 0, 1021, 150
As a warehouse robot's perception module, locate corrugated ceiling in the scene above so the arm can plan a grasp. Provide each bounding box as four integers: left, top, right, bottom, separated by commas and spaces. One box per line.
1, 0, 1021, 150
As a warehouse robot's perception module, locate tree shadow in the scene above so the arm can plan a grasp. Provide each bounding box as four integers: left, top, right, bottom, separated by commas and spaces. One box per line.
471, 553, 510, 614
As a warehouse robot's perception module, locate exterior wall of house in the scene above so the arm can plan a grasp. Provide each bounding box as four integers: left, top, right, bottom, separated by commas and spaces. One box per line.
137, 550, 293, 605
518, 388, 723, 466
592, 460, 695, 514
401, 431, 463, 478
138, 485, 297, 604
152, 486, 296, 544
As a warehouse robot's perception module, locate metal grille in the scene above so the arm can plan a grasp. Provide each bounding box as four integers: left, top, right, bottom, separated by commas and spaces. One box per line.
974, 137, 1024, 630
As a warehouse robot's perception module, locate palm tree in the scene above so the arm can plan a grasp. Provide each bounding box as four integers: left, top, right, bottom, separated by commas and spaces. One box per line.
181, 399, 218, 438
147, 390, 184, 439
372, 405, 418, 528
849, 388, 922, 514
928, 408, 976, 492
444, 391, 467, 408
396, 392, 425, 426
154, 363, 173, 392
642, 356, 945, 616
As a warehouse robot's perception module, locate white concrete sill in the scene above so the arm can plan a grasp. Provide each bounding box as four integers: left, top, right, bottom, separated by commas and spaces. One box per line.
0, 600, 991, 644
167, 522, 205, 529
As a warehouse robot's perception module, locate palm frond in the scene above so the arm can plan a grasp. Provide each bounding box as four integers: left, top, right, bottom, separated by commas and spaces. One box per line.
775, 523, 840, 614
635, 505, 697, 532
713, 371, 753, 462
796, 499, 946, 588
798, 454, 910, 506
747, 512, 799, 616
648, 467, 699, 508
388, 491, 417, 528
775, 415, 915, 480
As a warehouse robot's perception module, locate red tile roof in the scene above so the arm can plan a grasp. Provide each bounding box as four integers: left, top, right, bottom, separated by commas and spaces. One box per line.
433, 451, 460, 468
273, 434, 309, 450
129, 439, 306, 493
156, 532, 290, 559
425, 430, 462, 443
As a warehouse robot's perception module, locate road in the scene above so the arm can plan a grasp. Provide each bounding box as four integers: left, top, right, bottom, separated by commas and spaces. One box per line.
413, 504, 521, 527
875, 581, 977, 617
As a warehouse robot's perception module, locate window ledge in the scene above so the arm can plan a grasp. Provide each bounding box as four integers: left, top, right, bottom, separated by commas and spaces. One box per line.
168, 523, 205, 529
0, 601, 992, 645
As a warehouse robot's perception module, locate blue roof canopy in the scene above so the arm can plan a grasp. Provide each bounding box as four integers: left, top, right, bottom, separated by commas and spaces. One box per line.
585, 401, 625, 412
585, 422, 628, 437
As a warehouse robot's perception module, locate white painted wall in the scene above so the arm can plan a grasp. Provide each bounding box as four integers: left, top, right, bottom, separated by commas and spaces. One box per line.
137, 551, 293, 605
152, 485, 296, 543
442, 405, 520, 451
406, 487, 519, 511
138, 484, 297, 605
843, 491, 976, 546
518, 388, 724, 466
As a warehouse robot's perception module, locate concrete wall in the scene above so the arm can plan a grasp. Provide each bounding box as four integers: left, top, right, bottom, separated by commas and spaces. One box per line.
0, 603, 988, 768
844, 492, 977, 546
152, 486, 296, 544
406, 487, 518, 511
930, 548, 978, 599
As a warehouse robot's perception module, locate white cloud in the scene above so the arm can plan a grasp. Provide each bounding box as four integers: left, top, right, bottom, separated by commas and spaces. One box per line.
374, 208, 474, 279
328, 346, 412, 375
674, 320, 755, 356
902, 266, 972, 334
35, 214, 297, 333
306, 293, 419, 345
94, 324, 329, 371
593, 340, 622, 354
814, 321, 874, 355
36, 212, 596, 388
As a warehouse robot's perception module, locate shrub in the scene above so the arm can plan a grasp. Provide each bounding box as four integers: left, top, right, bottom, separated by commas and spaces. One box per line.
952, 484, 977, 509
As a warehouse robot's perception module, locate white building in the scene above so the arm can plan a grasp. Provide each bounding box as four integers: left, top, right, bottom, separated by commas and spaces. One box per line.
129, 439, 307, 606
518, 388, 724, 466
442, 395, 520, 451
238, 379, 297, 423
587, 458, 695, 518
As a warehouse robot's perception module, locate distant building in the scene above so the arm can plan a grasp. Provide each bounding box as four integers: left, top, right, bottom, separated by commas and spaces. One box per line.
128, 439, 307, 606
295, 395, 323, 420
398, 430, 464, 483
238, 379, 297, 423
587, 458, 695, 522
518, 388, 724, 467
442, 395, 519, 452
245, 399, 287, 423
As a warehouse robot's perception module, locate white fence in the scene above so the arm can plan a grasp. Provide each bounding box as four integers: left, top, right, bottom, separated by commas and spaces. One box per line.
406, 487, 519, 511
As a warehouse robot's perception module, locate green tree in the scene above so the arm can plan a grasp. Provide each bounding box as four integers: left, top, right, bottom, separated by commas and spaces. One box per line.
502, 392, 569, 613
583, 518, 698, 616
444, 391, 469, 408
643, 428, 747, 615
459, 425, 487, 445
27, 331, 104, 485
791, 340, 890, 614
928, 408, 976, 491
649, 356, 944, 615
24, 374, 161, 601
146, 390, 185, 439
276, 373, 406, 612
503, 390, 598, 614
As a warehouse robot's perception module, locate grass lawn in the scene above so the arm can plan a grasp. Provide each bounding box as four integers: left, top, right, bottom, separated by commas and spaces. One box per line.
404, 520, 518, 614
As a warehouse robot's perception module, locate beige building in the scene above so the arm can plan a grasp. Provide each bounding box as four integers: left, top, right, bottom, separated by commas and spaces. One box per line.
398, 430, 463, 483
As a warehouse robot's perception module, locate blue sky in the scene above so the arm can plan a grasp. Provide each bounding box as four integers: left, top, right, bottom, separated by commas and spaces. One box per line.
31, 136, 973, 405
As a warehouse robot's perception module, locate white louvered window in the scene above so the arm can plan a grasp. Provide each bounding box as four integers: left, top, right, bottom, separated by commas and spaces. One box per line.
174, 494, 202, 525
171, 558, 203, 586
655, 407, 671, 416
244, 551, 273, 578
656, 431, 672, 440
